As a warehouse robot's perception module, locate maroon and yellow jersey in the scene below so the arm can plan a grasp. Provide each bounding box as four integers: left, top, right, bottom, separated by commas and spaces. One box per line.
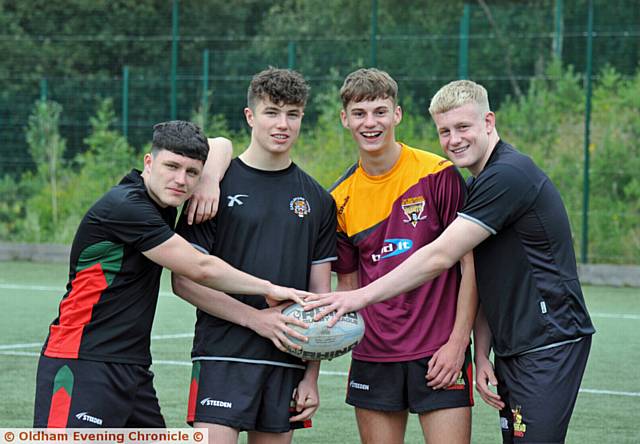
330, 144, 466, 362
42, 170, 176, 366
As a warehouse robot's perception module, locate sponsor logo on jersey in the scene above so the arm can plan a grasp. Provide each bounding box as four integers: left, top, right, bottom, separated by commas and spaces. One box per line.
227, 194, 249, 207
512, 405, 527, 438
401, 196, 427, 227
371, 238, 413, 262
446, 371, 466, 390
200, 397, 233, 409
74, 411, 103, 425
337, 196, 350, 215
290, 197, 311, 218
349, 380, 370, 391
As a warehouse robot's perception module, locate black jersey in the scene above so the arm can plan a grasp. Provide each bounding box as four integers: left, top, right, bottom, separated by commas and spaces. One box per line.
458, 141, 595, 357
176, 159, 337, 367
42, 170, 176, 365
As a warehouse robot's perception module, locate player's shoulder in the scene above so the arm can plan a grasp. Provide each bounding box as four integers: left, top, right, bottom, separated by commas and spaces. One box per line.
403, 143, 453, 174
485, 141, 544, 184
94, 173, 158, 222
328, 160, 359, 197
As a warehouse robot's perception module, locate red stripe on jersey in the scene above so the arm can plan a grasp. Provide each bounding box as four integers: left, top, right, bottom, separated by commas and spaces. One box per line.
44, 263, 108, 358
186, 377, 199, 423
465, 359, 474, 405
47, 387, 72, 428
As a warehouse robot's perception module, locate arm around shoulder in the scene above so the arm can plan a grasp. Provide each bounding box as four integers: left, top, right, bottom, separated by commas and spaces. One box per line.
186, 137, 234, 224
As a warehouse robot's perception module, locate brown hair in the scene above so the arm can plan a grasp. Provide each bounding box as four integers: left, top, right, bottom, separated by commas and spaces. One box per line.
340, 68, 398, 109
247, 67, 309, 110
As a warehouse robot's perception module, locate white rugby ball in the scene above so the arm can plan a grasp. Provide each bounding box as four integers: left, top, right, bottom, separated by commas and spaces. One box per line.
281, 303, 365, 360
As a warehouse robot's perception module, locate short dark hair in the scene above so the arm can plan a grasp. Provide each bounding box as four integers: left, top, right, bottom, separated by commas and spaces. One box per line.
151, 120, 208, 162
340, 68, 398, 109
247, 67, 309, 110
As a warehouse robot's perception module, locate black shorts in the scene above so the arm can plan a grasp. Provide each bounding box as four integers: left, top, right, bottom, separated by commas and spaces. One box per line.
346, 348, 474, 413
186, 360, 311, 433
495, 335, 592, 443
33, 355, 165, 428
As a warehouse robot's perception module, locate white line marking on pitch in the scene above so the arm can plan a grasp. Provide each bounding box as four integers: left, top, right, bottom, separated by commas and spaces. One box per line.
2, 284, 640, 319
1, 351, 639, 398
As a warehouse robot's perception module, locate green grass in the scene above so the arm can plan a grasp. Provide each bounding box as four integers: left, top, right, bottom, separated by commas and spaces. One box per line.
1, 261, 639, 443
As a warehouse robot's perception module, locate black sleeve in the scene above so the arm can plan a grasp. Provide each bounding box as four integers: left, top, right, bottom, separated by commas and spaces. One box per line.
313, 191, 338, 264
101, 191, 175, 252
174, 201, 217, 254
459, 163, 538, 234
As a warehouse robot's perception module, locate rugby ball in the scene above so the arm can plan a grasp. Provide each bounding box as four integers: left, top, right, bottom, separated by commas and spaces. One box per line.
281, 303, 365, 360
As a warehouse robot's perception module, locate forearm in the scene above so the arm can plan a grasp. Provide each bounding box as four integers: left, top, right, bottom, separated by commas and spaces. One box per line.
172, 273, 259, 328
190, 253, 274, 297
362, 242, 452, 305
360, 217, 487, 307
202, 137, 233, 183
336, 271, 359, 291
473, 304, 493, 362
448, 251, 478, 346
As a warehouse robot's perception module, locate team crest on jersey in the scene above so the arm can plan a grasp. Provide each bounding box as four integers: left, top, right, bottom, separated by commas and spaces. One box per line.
512, 405, 527, 438
290, 197, 311, 218
401, 196, 427, 227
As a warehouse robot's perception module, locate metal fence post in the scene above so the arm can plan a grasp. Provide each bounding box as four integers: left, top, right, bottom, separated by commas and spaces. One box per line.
40, 78, 48, 101
458, 4, 470, 79
288, 41, 297, 70
171, 0, 179, 120
122, 66, 129, 139
202, 49, 209, 123
582, 0, 594, 263
553, 0, 564, 59
370, 0, 378, 66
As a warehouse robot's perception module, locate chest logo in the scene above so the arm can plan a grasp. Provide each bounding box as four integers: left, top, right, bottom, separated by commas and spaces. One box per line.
290, 197, 311, 218
371, 238, 413, 262
227, 194, 249, 207
401, 196, 427, 227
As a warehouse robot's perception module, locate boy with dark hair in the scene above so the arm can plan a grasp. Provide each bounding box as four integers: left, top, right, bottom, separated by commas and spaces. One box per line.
173, 68, 336, 444
34, 120, 305, 428
328, 68, 477, 444
309, 79, 595, 444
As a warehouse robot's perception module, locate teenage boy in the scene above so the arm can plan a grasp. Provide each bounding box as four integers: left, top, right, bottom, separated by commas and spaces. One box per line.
308, 79, 595, 444
172, 68, 337, 444
33, 121, 306, 428
328, 68, 477, 444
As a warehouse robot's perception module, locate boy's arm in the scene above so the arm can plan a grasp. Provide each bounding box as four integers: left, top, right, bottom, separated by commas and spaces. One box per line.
290, 261, 332, 422
426, 250, 478, 389
186, 137, 233, 225
474, 304, 505, 410
337, 271, 359, 291
144, 233, 306, 304
171, 273, 309, 351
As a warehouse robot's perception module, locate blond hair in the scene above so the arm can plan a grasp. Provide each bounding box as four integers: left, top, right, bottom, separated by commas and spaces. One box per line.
340, 68, 398, 109
428, 80, 490, 116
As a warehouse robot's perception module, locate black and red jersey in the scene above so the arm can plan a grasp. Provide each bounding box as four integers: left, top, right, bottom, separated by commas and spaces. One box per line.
42, 170, 176, 365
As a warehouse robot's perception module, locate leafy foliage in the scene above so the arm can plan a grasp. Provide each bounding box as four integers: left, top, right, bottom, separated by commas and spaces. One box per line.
2, 63, 638, 263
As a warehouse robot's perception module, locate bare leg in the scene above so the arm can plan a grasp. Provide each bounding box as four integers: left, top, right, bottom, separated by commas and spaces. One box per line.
194, 422, 239, 444
355, 407, 408, 444
418, 406, 471, 444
